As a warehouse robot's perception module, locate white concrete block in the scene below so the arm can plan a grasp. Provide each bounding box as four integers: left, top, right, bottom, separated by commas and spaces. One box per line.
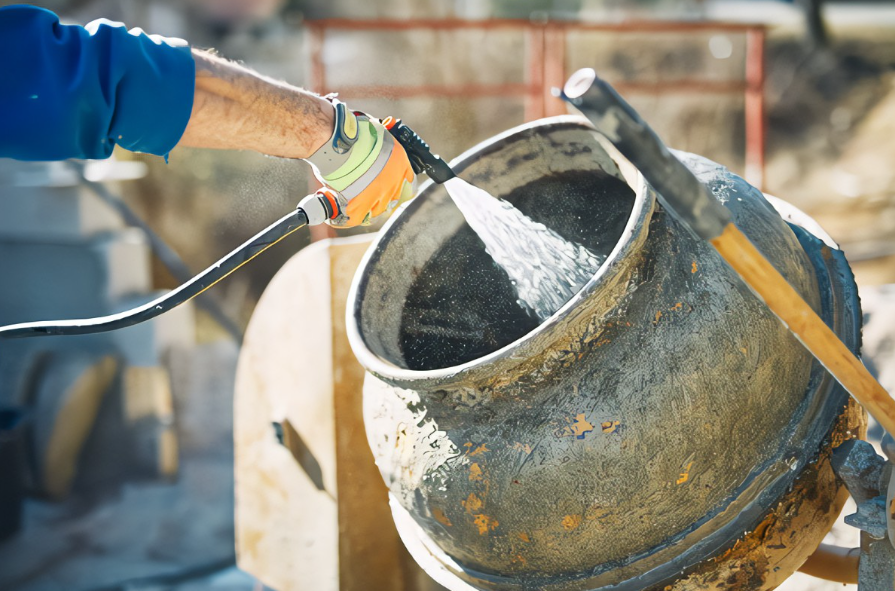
0, 229, 151, 324
0, 160, 125, 240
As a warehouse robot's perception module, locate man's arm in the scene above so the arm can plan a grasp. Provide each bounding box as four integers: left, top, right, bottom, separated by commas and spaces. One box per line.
0, 5, 414, 227
0, 5, 332, 161
179, 50, 334, 160
179, 51, 416, 227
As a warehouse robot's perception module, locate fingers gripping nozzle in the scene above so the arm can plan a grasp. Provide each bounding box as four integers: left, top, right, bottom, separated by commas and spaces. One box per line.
384, 118, 456, 185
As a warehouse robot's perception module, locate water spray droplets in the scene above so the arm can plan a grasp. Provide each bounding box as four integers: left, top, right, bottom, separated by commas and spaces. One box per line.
444, 178, 605, 321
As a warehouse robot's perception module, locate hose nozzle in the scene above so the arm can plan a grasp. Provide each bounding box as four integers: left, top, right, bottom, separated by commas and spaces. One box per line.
384, 118, 456, 184
298, 189, 339, 225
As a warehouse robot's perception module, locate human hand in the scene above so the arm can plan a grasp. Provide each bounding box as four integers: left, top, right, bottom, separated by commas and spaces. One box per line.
305, 100, 415, 227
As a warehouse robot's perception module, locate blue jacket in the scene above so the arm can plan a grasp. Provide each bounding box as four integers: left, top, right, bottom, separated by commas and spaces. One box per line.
0, 5, 195, 161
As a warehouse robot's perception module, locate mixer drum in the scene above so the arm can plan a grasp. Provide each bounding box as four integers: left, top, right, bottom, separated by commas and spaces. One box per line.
347, 117, 863, 591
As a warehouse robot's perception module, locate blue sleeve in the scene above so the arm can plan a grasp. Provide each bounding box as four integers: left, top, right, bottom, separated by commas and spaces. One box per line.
0, 5, 195, 161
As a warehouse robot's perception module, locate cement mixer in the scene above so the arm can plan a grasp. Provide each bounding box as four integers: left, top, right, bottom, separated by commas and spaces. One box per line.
3, 67, 889, 588
346, 117, 864, 589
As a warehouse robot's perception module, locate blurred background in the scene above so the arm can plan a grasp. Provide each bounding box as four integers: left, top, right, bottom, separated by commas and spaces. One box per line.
0, 0, 893, 590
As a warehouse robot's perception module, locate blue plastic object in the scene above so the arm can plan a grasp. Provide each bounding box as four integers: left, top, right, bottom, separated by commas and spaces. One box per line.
0, 5, 195, 161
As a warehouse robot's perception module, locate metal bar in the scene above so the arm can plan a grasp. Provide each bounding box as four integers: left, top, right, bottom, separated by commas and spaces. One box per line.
612, 80, 747, 95
305, 18, 764, 34
305, 18, 533, 31
321, 83, 539, 100
562, 20, 765, 33
543, 25, 568, 117
524, 27, 546, 121
324, 81, 747, 100
309, 25, 326, 94
308, 23, 338, 242
744, 26, 766, 189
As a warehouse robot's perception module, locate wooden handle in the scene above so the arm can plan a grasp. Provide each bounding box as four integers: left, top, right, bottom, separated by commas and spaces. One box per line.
711, 223, 895, 435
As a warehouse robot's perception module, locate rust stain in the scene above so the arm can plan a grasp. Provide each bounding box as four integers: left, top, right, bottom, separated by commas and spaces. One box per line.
654, 303, 690, 326
256, 467, 285, 496
601, 420, 620, 434
512, 442, 533, 454
469, 462, 484, 482
740, 347, 748, 355
432, 507, 453, 527
831, 399, 866, 447
572, 414, 595, 438
517, 532, 531, 543
464, 442, 490, 457
562, 514, 582, 531
513, 554, 528, 566
556, 413, 595, 440
692, 261, 698, 274
463, 493, 483, 514
473, 514, 499, 535
585, 504, 608, 521
241, 527, 265, 559
676, 461, 694, 485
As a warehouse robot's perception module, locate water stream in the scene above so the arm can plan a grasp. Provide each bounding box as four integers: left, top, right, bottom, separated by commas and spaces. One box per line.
443, 177, 605, 322
399, 172, 633, 370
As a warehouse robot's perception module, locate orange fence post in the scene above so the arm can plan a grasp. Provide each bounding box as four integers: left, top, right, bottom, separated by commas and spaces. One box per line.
525, 25, 547, 121
745, 26, 766, 190
309, 24, 326, 95
543, 25, 568, 117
